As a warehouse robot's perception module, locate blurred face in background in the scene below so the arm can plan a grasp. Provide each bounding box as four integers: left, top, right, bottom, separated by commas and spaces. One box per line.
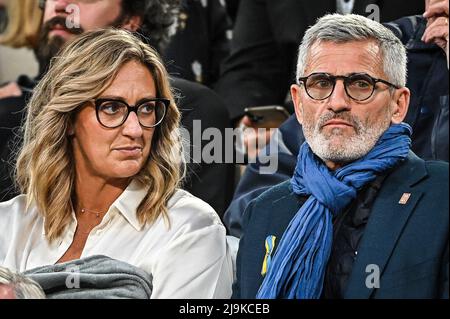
36, 0, 139, 73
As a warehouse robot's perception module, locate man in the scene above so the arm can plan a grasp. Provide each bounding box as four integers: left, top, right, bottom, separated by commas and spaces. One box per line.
234, 14, 448, 299
215, 0, 425, 171
0, 0, 233, 216
225, 0, 449, 237
216, 0, 425, 124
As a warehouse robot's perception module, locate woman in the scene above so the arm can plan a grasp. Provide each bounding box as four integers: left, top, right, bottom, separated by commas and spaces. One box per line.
0, 28, 233, 298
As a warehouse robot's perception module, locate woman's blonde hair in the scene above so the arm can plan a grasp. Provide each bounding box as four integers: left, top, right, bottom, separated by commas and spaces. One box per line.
16, 28, 184, 242
0, 0, 42, 48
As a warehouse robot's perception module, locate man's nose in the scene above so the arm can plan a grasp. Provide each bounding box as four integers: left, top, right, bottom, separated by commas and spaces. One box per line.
47, 0, 71, 15
122, 112, 144, 138
326, 80, 351, 112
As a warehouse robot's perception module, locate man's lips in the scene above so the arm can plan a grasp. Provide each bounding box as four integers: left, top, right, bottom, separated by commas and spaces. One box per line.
49, 23, 77, 37
323, 120, 353, 127
49, 26, 72, 37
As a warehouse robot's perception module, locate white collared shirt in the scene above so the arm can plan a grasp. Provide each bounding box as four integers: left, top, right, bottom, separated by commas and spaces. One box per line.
0, 180, 233, 299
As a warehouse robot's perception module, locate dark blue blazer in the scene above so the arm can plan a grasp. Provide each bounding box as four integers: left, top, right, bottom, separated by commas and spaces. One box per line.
234, 152, 449, 299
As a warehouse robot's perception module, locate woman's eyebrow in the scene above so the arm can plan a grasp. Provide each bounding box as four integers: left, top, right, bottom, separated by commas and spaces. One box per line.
97, 95, 158, 104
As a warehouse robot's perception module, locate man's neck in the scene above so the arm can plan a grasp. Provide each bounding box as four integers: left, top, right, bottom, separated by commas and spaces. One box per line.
324, 160, 346, 171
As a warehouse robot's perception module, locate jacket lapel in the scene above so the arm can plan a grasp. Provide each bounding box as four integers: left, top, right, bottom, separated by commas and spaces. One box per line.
344, 152, 427, 299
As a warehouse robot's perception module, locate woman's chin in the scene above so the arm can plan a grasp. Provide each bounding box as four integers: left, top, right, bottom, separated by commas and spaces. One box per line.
110, 162, 144, 179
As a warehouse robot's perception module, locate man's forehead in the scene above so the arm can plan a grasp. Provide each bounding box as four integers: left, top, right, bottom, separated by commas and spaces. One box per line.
305, 40, 384, 76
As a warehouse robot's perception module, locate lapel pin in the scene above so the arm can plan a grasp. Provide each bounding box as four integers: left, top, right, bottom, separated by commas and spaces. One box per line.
261, 235, 277, 276
398, 193, 411, 205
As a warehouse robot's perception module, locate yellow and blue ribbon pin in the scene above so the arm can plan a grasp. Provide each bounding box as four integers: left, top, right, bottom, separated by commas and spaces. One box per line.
261, 235, 277, 276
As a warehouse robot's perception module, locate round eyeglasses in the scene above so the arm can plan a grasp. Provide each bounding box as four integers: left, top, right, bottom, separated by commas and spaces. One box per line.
298, 72, 400, 101
93, 98, 169, 129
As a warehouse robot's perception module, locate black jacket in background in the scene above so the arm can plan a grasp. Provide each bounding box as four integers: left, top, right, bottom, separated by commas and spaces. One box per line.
164, 0, 232, 88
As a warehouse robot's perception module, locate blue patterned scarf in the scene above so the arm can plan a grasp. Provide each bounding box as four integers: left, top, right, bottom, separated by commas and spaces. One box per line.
257, 123, 412, 299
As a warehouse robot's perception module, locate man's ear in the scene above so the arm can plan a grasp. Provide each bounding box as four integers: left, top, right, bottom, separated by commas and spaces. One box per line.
121, 15, 143, 32
291, 84, 304, 125
390, 87, 410, 124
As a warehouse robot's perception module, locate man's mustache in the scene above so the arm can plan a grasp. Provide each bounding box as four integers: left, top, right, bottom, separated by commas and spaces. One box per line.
317, 111, 362, 133
43, 16, 85, 37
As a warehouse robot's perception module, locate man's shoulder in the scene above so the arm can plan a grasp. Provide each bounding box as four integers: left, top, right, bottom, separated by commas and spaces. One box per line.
245, 180, 302, 228
401, 152, 448, 186
421, 160, 449, 194
252, 180, 295, 206
381, 153, 448, 210
424, 160, 449, 174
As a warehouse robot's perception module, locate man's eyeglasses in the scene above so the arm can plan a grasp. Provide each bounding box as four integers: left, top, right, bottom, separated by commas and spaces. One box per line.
92, 98, 169, 129
297, 73, 400, 101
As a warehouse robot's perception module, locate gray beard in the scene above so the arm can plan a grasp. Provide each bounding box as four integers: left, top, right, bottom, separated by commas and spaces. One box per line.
302, 112, 391, 164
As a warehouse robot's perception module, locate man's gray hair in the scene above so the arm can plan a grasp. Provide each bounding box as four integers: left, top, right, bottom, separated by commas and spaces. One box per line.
0, 266, 45, 299
296, 14, 407, 87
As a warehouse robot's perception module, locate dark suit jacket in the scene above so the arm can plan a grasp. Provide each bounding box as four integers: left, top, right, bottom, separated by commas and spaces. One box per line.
216, 0, 425, 121
234, 152, 449, 299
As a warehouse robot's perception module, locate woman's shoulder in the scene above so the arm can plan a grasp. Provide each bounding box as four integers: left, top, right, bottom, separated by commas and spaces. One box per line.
0, 194, 39, 228
0, 195, 40, 260
0, 194, 29, 216
167, 189, 223, 228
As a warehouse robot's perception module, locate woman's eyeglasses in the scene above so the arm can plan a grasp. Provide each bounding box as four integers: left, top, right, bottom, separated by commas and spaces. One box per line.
92, 98, 169, 129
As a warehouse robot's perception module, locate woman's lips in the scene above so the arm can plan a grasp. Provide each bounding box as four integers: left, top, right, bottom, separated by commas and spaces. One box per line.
114, 147, 143, 157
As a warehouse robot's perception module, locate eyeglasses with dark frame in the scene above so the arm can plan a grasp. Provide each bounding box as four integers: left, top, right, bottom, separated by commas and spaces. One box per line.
297, 72, 400, 102
92, 98, 170, 129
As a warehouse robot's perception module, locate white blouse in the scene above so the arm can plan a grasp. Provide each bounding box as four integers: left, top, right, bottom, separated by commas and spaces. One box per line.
0, 180, 233, 299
